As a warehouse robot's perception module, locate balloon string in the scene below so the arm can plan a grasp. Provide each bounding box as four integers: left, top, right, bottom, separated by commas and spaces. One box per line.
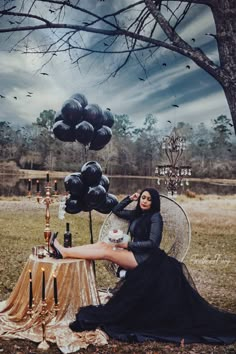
84, 145, 89, 161
89, 210, 96, 277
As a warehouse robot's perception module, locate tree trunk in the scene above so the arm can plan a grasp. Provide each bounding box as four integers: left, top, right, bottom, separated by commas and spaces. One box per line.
223, 84, 236, 134
212, 0, 236, 133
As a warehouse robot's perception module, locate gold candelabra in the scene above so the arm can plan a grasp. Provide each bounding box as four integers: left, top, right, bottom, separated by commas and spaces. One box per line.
27, 268, 59, 350
27, 173, 59, 249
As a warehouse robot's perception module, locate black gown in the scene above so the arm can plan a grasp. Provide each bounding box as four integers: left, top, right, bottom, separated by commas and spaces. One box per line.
72, 247, 236, 344
70, 196, 236, 344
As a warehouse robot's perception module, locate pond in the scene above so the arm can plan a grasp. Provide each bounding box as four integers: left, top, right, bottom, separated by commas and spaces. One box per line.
0, 175, 235, 197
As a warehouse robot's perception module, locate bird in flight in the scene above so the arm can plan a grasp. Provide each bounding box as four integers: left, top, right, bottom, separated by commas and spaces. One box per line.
162, 63, 167, 66
26, 94, 32, 97
205, 33, 216, 38
0, 94, 5, 98
28, 92, 33, 95
186, 65, 191, 69
138, 77, 145, 81
172, 104, 179, 108
13, 96, 17, 100
167, 120, 171, 123
40, 72, 49, 76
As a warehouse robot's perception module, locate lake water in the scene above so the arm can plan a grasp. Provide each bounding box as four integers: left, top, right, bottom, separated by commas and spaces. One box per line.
0, 175, 235, 197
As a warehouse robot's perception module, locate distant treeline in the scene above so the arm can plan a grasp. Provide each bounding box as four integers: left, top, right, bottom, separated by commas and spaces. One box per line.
0, 110, 235, 178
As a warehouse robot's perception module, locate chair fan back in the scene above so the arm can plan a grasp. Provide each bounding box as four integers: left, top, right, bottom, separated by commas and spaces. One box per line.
99, 194, 191, 274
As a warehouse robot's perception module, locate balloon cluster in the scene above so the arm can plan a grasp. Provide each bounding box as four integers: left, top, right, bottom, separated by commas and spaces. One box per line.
64, 161, 118, 214
53, 93, 114, 150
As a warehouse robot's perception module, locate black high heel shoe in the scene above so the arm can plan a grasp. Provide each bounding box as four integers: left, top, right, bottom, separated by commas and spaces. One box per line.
50, 232, 63, 259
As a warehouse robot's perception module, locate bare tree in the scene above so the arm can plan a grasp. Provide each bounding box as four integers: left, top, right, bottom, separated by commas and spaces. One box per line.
0, 0, 235, 133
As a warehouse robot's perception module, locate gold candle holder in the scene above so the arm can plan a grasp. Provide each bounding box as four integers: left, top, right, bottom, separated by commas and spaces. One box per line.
43, 184, 52, 247
27, 301, 34, 318
26, 174, 59, 249
37, 300, 49, 350
26, 269, 60, 350
37, 299, 60, 350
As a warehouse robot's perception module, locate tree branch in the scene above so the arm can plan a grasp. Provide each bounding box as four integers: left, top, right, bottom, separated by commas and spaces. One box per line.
0, 10, 51, 25
0, 0, 228, 84
0, 13, 220, 74
23, 44, 158, 56
37, 0, 145, 30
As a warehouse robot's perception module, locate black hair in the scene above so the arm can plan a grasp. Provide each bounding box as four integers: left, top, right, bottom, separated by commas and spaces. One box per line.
135, 187, 161, 216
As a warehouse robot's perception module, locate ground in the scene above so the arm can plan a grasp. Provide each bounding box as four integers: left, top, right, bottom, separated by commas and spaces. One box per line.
0, 194, 236, 353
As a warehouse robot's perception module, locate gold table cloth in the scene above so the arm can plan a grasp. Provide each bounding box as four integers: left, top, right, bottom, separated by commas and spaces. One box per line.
0, 255, 108, 353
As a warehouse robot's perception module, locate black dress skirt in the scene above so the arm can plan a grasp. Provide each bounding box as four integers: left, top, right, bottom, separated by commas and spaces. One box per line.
71, 248, 236, 344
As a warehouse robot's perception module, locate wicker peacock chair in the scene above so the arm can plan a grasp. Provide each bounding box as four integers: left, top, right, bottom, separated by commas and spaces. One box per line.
99, 194, 191, 277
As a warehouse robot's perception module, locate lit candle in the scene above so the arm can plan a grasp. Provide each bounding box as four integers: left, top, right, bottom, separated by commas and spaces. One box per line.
53, 274, 58, 305
41, 268, 45, 301
46, 172, 49, 183
29, 270, 33, 308
36, 179, 40, 192
28, 179, 31, 191
54, 179, 58, 192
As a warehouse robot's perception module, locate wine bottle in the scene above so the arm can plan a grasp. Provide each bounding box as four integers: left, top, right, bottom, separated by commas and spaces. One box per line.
64, 222, 72, 248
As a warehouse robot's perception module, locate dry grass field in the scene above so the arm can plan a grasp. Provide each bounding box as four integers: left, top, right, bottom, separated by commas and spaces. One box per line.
0, 194, 236, 353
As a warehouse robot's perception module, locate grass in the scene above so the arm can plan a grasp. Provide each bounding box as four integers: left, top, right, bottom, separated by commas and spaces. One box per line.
0, 194, 236, 353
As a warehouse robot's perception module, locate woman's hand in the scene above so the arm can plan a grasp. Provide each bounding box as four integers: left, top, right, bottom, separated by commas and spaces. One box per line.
130, 192, 140, 201
117, 242, 128, 249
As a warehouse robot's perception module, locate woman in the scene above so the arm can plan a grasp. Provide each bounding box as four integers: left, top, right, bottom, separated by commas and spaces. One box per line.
51, 188, 162, 270
50, 188, 236, 345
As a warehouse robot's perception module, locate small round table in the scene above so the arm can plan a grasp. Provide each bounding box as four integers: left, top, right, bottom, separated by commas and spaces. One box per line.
0, 255, 107, 353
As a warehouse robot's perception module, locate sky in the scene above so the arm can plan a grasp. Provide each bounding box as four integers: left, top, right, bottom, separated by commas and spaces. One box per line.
0, 1, 232, 132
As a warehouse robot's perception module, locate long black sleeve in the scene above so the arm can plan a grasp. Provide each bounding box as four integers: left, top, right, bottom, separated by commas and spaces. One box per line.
112, 196, 135, 221
128, 213, 163, 252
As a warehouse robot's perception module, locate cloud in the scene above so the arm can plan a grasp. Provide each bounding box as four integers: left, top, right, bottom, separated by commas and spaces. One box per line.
0, 2, 232, 132
156, 90, 231, 128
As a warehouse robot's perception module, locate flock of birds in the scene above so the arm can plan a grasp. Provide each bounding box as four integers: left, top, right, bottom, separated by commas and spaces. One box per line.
0, 91, 34, 101
0, 72, 50, 101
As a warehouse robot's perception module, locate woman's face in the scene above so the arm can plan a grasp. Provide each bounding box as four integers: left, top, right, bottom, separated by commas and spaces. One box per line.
139, 191, 152, 211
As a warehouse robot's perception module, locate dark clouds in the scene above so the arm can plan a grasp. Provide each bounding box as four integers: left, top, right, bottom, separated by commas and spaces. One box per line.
0, 1, 231, 129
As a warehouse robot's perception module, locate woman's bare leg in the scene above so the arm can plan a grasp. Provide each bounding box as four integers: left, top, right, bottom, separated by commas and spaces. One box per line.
54, 239, 138, 270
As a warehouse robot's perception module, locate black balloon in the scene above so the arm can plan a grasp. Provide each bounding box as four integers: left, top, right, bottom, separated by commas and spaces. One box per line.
89, 125, 112, 150
103, 109, 114, 128
61, 98, 83, 126
81, 161, 102, 187
84, 185, 106, 208
77, 197, 93, 212
75, 121, 94, 145
99, 175, 110, 192
84, 104, 104, 130
53, 120, 75, 142
54, 111, 63, 122
95, 193, 118, 214
89, 144, 106, 151
65, 197, 82, 214
70, 93, 88, 108
64, 172, 86, 197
